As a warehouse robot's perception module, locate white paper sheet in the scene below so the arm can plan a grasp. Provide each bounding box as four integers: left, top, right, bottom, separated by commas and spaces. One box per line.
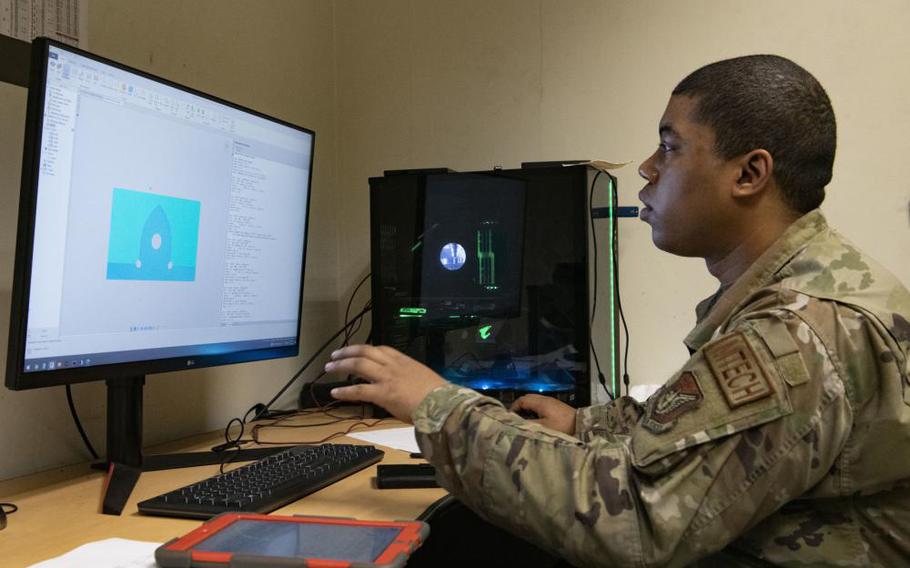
29, 538, 159, 568
348, 426, 420, 454
629, 383, 662, 402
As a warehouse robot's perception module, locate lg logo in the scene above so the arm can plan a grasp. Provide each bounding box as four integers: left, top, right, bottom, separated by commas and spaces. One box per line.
186, 359, 196, 367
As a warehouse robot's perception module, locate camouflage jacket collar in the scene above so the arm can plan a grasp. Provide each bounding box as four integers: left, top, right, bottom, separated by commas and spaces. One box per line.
684, 209, 828, 352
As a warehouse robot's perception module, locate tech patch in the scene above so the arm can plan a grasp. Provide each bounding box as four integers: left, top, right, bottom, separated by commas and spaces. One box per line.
642, 371, 703, 434
705, 331, 773, 409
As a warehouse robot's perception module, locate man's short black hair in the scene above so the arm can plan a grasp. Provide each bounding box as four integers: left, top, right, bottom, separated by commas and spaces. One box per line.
673, 55, 836, 213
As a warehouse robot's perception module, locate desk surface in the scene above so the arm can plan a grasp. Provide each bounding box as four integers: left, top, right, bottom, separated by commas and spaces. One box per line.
0, 409, 446, 566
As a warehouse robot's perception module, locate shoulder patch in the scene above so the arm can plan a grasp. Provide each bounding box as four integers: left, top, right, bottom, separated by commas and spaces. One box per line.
704, 331, 774, 408
642, 371, 703, 434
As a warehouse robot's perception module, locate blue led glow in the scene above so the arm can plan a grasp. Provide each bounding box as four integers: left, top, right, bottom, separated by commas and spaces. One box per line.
440, 366, 574, 393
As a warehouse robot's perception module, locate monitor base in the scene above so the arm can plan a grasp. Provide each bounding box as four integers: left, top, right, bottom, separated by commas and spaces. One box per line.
94, 376, 294, 515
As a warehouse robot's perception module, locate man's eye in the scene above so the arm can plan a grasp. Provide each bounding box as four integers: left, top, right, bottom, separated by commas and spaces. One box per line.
659, 142, 673, 153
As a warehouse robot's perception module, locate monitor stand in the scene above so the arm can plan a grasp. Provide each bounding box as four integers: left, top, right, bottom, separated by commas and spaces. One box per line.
91, 376, 293, 515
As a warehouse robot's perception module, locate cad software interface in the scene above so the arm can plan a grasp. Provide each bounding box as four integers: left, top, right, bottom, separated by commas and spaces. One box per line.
23, 45, 313, 372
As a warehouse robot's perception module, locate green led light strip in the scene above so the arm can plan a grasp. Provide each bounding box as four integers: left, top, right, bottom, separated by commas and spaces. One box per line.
476, 229, 496, 287
399, 307, 427, 315
608, 176, 618, 398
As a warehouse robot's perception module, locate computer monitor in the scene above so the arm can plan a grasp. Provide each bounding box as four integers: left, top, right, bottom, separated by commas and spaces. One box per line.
5, 39, 314, 497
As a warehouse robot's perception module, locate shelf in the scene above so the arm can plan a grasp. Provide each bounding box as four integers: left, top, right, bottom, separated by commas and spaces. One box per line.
0, 35, 31, 88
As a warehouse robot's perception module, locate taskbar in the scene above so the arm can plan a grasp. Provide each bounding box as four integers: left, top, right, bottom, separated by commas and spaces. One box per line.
22, 336, 297, 373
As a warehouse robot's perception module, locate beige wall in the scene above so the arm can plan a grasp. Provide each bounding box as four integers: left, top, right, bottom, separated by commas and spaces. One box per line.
2, 0, 909, 481
334, 0, 910, 398
0, 0, 339, 481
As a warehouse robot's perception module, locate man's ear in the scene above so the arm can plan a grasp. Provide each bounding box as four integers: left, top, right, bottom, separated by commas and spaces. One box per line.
733, 149, 773, 198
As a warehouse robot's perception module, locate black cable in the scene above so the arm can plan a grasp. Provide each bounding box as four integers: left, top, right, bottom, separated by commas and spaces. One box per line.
0, 503, 17, 531
340, 274, 372, 420
608, 173, 632, 396
343, 273, 371, 345
589, 170, 603, 327
213, 304, 373, 460
307, 275, 373, 416
588, 170, 612, 400
215, 417, 249, 472
65, 384, 99, 460
252, 304, 372, 422
296, 273, 371, 419
345, 300, 372, 346
224, 417, 247, 448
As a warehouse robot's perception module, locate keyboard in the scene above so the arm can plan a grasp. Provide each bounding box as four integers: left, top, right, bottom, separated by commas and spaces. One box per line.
137, 443, 384, 519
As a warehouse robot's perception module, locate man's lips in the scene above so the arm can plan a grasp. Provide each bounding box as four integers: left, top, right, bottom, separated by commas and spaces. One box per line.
638, 184, 656, 221
638, 195, 653, 220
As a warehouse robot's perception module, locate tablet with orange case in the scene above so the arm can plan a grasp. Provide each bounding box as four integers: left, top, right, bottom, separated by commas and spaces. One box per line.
155, 512, 429, 568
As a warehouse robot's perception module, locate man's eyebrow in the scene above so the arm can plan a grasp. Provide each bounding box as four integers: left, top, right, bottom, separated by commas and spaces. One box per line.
659, 124, 679, 138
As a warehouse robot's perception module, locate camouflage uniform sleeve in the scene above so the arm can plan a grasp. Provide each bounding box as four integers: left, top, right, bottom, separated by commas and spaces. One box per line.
575, 396, 645, 442
412, 300, 853, 567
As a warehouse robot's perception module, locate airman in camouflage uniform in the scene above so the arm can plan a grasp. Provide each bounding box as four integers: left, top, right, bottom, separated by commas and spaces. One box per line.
412, 210, 910, 566
327, 55, 910, 566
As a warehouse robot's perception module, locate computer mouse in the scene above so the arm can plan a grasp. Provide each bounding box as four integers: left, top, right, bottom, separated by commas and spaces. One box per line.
515, 408, 540, 420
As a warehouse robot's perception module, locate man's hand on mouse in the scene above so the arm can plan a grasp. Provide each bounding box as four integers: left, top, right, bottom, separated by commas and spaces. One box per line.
510, 394, 577, 436
325, 344, 447, 423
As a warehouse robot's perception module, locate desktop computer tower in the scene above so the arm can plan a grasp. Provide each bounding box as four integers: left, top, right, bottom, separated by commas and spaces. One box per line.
370, 164, 612, 408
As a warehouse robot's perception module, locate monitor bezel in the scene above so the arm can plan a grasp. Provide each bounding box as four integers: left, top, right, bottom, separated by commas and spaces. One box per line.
5, 38, 315, 391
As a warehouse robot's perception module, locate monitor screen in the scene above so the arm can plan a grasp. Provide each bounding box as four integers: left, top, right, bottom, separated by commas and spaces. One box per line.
6, 40, 314, 389
417, 173, 526, 324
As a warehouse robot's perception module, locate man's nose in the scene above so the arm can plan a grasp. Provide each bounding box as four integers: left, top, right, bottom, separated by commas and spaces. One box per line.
638, 154, 657, 184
